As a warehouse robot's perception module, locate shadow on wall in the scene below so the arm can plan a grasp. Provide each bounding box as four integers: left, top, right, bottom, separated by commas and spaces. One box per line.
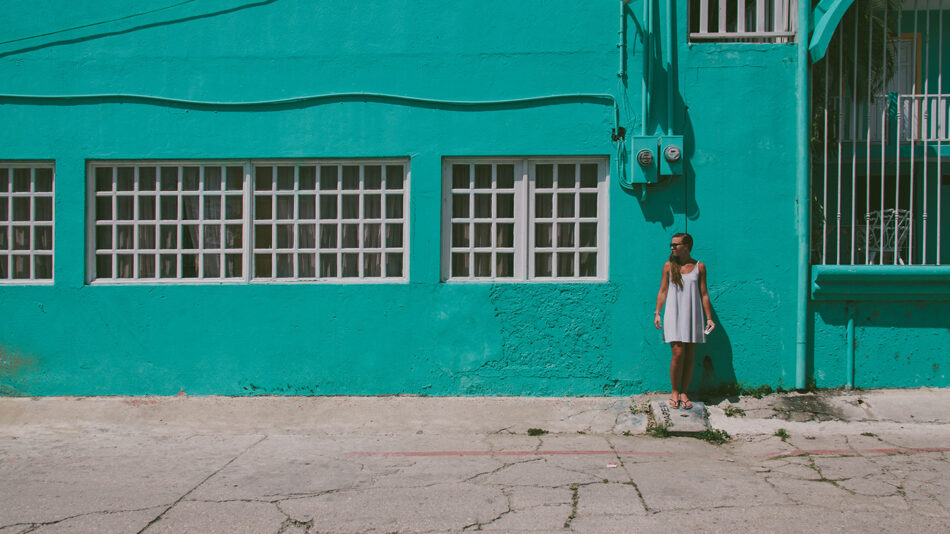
816, 300, 950, 330
622, 0, 699, 228
694, 308, 737, 395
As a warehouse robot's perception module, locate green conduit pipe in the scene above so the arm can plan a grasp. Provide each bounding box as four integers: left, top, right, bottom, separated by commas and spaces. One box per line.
796, 0, 811, 390
644, 0, 652, 136
2, 90, 623, 184
618, 0, 628, 80
2, 88, 627, 205
809, 0, 855, 62
665, 0, 674, 134
846, 303, 855, 390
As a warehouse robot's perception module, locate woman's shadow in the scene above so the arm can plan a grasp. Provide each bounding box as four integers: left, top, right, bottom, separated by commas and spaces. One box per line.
693, 308, 739, 402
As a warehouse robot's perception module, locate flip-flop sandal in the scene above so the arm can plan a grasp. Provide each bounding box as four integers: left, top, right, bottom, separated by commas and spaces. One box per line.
680, 400, 693, 410
668, 399, 680, 408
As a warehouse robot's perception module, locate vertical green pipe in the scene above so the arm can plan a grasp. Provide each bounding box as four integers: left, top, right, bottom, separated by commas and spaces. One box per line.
796, 0, 811, 389
643, 0, 652, 136
618, 0, 627, 80
846, 303, 855, 389
665, 0, 673, 134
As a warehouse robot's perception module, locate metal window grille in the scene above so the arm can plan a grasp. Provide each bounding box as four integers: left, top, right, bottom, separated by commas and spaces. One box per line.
442, 158, 608, 282
812, 1, 948, 266
689, 0, 797, 43
88, 160, 409, 283
0, 163, 54, 283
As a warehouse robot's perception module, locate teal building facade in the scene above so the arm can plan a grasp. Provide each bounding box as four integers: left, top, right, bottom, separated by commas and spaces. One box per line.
1, 0, 947, 396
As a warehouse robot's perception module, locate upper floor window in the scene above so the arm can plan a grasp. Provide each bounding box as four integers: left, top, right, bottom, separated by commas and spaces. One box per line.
89, 160, 409, 283
689, 0, 798, 43
0, 162, 54, 283
442, 158, 608, 282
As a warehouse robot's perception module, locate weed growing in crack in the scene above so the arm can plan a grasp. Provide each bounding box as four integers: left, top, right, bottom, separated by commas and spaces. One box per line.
648, 425, 670, 438
527, 428, 548, 436
743, 384, 774, 399
723, 405, 746, 417
774, 428, 791, 441
708, 382, 773, 399
629, 401, 651, 414
861, 432, 877, 437
694, 428, 730, 445
563, 484, 580, 528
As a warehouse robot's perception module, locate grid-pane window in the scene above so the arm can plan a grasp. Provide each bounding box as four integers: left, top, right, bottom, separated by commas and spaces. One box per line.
89, 160, 409, 283
0, 163, 54, 283
93, 164, 246, 281
443, 158, 607, 281
448, 163, 520, 279
531, 162, 601, 279
252, 162, 407, 280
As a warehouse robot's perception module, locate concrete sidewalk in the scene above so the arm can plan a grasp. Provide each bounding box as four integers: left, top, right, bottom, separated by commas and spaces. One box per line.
2, 389, 949, 533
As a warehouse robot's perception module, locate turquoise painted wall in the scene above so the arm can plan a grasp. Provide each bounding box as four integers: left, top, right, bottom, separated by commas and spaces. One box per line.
1, 0, 939, 396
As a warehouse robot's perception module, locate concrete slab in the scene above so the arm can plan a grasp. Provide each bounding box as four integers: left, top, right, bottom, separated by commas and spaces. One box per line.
2, 392, 950, 533
651, 401, 709, 433
278, 483, 507, 533
145, 501, 286, 534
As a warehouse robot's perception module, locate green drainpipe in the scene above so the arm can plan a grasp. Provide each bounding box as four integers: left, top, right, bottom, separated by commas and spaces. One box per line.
846, 303, 855, 389
796, 0, 811, 390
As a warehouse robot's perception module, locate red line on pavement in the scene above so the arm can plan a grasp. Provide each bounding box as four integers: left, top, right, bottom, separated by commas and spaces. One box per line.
769, 447, 950, 459
346, 450, 669, 457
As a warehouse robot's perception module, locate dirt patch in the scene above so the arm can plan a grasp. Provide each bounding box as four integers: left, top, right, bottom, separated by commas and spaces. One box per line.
769, 394, 850, 422
0, 347, 38, 396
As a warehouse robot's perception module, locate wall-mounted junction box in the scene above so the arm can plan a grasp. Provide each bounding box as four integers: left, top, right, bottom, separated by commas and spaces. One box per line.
630, 135, 683, 184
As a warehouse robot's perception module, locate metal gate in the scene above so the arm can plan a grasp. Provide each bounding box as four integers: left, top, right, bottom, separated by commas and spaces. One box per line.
812, 0, 949, 266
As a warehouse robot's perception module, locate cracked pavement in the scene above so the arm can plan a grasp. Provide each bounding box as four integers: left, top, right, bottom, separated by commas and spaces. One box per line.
1, 391, 949, 533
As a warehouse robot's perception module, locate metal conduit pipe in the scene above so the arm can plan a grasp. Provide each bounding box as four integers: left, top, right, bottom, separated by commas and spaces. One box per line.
618, 0, 627, 80
795, 0, 812, 390
665, 0, 673, 134
846, 303, 855, 389
643, 0, 651, 137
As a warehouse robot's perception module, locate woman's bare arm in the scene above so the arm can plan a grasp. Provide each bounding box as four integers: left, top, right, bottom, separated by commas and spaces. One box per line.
654, 262, 670, 329
698, 262, 715, 332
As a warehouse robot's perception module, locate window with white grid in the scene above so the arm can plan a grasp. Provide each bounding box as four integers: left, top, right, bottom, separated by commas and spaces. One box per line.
89, 160, 409, 283
0, 163, 54, 283
252, 162, 407, 280
92, 164, 246, 281
443, 158, 608, 282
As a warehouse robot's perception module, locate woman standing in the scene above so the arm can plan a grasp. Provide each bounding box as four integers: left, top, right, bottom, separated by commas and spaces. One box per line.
654, 233, 715, 409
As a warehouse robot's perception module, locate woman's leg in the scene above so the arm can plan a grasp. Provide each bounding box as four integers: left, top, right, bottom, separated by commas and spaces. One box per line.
679, 343, 696, 406
669, 342, 686, 405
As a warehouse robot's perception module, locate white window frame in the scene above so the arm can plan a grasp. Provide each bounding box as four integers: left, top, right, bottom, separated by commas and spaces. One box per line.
441, 157, 609, 282
250, 160, 410, 282
0, 161, 55, 284
87, 159, 410, 284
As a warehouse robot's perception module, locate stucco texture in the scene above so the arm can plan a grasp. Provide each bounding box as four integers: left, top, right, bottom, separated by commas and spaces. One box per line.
1, 1, 944, 395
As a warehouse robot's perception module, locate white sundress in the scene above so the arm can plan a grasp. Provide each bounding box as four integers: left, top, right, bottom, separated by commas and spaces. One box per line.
663, 264, 706, 344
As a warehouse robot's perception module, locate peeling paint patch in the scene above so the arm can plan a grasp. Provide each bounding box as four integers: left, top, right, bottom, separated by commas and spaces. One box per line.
0, 347, 38, 396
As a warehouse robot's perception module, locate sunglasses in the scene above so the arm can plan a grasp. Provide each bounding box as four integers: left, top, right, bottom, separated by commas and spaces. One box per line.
670, 243, 685, 248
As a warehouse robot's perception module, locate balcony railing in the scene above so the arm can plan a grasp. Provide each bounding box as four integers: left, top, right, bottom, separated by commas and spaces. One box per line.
689, 0, 797, 43
827, 94, 949, 143
899, 94, 950, 142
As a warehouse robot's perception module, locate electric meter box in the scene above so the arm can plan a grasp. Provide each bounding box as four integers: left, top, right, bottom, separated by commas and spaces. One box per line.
631, 136, 659, 184
660, 136, 684, 176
